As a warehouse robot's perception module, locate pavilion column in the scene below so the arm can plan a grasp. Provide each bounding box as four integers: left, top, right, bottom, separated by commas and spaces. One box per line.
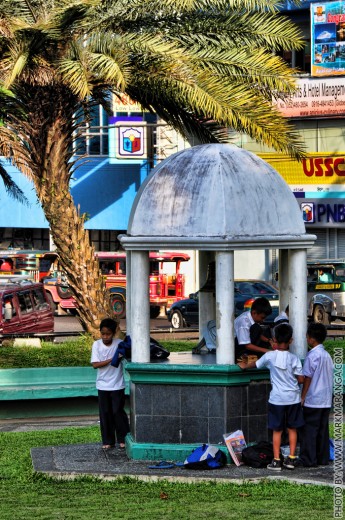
126, 250, 132, 336
288, 249, 308, 359
215, 251, 234, 365
279, 249, 289, 312
198, 251, 215, 340
131, 250, 150, 362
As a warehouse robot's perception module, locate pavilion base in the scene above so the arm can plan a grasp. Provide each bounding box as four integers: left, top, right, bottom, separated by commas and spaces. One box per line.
125, 434, 231, 462
125, 356, 271, 461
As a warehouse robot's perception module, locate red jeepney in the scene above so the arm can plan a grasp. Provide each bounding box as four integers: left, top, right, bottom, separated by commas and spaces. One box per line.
96, 251, 190, 318
0, 250, 190, 318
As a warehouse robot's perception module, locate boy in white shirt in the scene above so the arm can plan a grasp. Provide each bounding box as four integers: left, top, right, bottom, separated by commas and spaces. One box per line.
235, 297, 273, 360
299, 323, 334, 467
238, 323, 304, 471
91, 318, 129, 450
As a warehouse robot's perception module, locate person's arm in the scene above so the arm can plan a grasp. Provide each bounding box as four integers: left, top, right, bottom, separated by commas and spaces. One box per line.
91, 358, 113, 369
243, 342, 270, 354
238, 360, 257, 370
301, 376, 312, 406
296, 375, 304, 385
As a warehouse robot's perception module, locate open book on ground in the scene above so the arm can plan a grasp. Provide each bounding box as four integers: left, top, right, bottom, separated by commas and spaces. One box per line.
223, 430, 247, 466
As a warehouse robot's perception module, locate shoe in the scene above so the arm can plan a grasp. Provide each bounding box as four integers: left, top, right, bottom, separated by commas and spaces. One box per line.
283, 456, 300, 469
119, 443, 126, 449
102, 445, 115, 450
267, 459, 282, 471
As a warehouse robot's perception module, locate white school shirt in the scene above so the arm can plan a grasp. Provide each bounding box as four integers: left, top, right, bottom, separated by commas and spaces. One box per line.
303, 344, 334, 408
234, 311, 254, 345
256, 350, 303, 405
90, 338, 125, 391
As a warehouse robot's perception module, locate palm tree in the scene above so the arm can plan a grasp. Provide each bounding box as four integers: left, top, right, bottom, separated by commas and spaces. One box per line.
0, 0, 304, 336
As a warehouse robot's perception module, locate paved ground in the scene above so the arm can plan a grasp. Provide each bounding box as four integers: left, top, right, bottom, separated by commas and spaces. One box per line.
2, 416, 342, 487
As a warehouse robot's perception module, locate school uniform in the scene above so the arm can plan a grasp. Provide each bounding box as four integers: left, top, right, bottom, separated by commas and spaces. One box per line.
234, 311, 268, 359
91, 338, 129, 446
256, 350, 304, 431
299, 344, 334, 467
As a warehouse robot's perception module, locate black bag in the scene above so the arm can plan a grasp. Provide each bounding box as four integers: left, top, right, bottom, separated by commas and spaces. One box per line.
241, 441, 274, 468
149, 337, 170, 360
111, 335, 170, 367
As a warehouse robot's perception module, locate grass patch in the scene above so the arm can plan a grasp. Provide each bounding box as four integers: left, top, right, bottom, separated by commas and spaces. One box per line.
0, 337, 343, 368
0, 338, 198, 368
0, 427, 335, 520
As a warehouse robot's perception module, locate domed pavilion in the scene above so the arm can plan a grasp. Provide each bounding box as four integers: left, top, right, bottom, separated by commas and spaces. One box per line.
119, 144, 316, 458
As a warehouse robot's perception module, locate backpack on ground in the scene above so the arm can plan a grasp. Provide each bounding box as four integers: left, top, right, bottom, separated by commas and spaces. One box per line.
184, 444, 227, 470
241, 441, 275, 468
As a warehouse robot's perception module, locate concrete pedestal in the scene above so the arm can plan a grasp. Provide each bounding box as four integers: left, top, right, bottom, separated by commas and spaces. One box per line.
125, 353, 271, 461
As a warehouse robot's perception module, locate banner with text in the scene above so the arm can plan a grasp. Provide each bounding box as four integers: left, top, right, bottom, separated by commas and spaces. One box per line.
311, 1, 345, 77
275, 76, 345, 117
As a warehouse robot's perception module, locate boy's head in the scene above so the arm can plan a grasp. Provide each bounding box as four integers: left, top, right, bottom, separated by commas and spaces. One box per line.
306, 322, 327, 346
274, 323, 293, 346
250, 297, 272, 323
100, 318, 118, 333
100, 318, 118, 345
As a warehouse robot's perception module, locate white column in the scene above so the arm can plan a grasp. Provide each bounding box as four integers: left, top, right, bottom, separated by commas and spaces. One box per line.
288, 249, 308, 359
216, 251, 234, 365
198, 251, 215, 340
279, 249, 289, 312
126, 250, 132, 336
131, 251, 150, 362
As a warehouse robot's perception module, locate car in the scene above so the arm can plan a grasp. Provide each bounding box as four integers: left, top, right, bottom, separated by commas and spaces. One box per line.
167, 280, 279, 329
0, 277, 54, 335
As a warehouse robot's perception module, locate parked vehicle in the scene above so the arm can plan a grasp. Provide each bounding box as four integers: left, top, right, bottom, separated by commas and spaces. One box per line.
96, 251, 190, 319
0, 250, 190, 318
0, 250, 74, 313
0, 277, 54, 335
307, 259, 345, 324
167, 280, 279, 329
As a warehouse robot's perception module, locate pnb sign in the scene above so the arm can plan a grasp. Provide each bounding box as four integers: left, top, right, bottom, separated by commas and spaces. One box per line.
301, 200, 345, 226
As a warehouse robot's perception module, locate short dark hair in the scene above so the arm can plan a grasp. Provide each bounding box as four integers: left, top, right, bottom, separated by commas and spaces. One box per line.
307, 322, 327, 344
274, 323, 293, 344
251, 297, 272, 317
100, 318, 118, 333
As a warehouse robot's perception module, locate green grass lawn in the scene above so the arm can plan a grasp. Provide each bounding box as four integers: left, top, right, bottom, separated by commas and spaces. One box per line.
0, 337, 198, 368
0, 336, 343, 368
0, 427, 335, 520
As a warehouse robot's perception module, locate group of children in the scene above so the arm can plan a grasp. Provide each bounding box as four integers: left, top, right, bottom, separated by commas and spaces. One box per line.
91, 300, 335, 471
237, 298, 334, 470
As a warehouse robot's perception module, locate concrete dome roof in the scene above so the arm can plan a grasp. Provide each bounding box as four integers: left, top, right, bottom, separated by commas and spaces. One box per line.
128, 144, 305, 239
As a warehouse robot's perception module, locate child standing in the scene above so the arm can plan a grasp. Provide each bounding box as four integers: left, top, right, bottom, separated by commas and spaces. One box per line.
91, 318, 129, 450
299, 322, 334, 467
238, 323, 304, 470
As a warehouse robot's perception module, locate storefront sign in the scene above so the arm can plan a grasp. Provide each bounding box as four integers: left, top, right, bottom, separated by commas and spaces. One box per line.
274, 76, 345, 117
260, 152, 345, 190
311, 1, 345, 77
112, 93, 145, 113
300, 199, 345, 226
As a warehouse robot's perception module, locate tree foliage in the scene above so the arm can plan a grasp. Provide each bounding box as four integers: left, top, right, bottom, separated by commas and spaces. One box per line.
0, 0, 305, 335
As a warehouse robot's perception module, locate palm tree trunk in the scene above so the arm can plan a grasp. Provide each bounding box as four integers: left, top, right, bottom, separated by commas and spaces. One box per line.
28, 99, 113, 337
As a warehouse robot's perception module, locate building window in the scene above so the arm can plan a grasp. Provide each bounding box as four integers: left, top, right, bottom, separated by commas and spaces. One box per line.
74, 105, 109, 156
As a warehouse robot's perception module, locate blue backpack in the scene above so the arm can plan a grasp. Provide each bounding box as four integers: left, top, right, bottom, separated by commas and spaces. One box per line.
184, 444, 227, 470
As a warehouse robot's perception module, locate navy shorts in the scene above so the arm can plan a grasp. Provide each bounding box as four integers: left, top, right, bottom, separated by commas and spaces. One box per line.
268, 402, 304, 431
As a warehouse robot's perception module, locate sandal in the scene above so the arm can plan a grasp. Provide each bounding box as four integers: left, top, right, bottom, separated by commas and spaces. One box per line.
102, 444, 115, 450
148, 461, 175, 469
119, 443, 126, 449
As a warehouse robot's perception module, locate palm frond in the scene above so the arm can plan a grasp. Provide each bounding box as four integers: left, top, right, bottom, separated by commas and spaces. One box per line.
0, 160, 28, 204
